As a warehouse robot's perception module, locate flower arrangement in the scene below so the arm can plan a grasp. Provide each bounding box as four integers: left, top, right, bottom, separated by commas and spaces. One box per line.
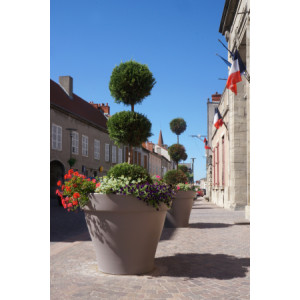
56, 169, 98, 212
176, 183, 196, 191
96, 176, 174, 210
56, 169, 175, 212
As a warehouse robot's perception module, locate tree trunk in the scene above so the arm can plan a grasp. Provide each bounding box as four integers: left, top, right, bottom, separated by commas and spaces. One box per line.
177, 135, 179, 144
131, 104, 134, 112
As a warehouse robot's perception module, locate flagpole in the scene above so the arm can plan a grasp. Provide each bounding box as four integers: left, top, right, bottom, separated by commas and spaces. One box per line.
218, 39, 233, 57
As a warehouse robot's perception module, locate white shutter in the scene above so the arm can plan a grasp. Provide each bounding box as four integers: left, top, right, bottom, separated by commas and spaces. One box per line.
52, 124, 62, 150
94, 139, 100, 160
72, 131, 79, 155
118, 148, 123, 163
112, 146, 117, 163
105, 144, 110, 162
82, 135, 88, 157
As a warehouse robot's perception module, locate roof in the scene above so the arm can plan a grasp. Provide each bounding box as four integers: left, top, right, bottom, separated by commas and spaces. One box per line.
50, 79, 108, 131
219, 0, 239, 35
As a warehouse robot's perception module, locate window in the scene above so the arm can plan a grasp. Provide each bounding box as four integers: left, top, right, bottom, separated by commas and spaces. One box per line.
94, 139, 100, 160
52, 124, 62, 150
213, 148, 215, 186
72, 131, 79, 155
144, 155, 147, 169
216, 143, 219, 186
118, 148, 123, 163
222, 136, 225, 186
82, 135, 88, 157
105, 143, 110, 162
112, 146, 117, 163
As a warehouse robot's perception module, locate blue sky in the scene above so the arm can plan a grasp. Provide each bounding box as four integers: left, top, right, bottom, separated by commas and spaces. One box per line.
50, 0, 228, 181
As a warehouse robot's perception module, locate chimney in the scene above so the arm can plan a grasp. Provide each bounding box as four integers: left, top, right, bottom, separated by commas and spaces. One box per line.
59, 76, 73, 98
212, 92, 221, 102
89, 101, 110, 115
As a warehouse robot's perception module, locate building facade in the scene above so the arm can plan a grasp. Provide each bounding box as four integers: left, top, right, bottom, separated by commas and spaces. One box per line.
50, 76, 124, 199
210, 0, 250, 214
206, 92, 222, 200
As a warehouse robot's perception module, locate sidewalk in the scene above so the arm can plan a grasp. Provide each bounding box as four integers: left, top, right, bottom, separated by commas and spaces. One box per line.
50, 198, 250, 300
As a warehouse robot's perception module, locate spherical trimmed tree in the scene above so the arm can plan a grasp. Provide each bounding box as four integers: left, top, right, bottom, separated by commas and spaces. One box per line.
109, 60, 156, 112
170, 118, 187, 144
107, 110, 152, 148
168, 144, 187, 170
108, 60, 156, 163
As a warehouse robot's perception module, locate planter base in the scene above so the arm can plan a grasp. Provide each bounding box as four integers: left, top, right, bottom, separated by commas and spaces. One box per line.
165, 191, 195, 228
84, 194, 168, 275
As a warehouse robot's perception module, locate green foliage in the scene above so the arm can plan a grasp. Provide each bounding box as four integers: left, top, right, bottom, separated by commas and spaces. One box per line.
109, 60, 156, 109
170, 118, 187, 136
107, 163, 152, 183
107, 111, 152, 147
178, 165, 188, 174
168, 144, 187, 163
67, 157, 76, 167
163, 170, 188, 185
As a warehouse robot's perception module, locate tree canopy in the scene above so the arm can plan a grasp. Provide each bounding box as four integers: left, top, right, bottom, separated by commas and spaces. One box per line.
109, 60, 156, 111
107, 111, 152, 147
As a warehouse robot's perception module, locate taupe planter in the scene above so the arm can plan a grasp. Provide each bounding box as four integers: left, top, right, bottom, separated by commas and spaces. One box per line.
83, 193, 169, 275
166, 190, 195, 227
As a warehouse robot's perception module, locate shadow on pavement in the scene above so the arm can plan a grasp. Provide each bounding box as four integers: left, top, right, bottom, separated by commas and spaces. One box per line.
192, 207, 213, 209
150, 253, 250, 279
50, 202, 90, 242
189, 222, 233, 229
160, 228, 177, 241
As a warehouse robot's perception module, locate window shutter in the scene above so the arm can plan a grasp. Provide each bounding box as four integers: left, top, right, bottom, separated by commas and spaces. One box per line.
213, 148, 215, 186
52, 124, 57, 149
112, 146, 117, 163
144, 155, 147, 169
118, 148, 123, 163
57, 126, 62, 150
105, 144, 110, 162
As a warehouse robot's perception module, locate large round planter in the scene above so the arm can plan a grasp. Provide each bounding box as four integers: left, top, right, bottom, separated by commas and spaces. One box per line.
83, 193, 169, 275
166, 190, 195, 227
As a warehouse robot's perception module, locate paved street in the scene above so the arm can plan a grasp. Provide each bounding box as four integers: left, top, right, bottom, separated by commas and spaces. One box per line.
51, 198, 250, 299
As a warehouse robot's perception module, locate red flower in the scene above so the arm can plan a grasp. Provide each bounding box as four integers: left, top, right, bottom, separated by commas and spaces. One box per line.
64, 174, 68, 180
92, 179, 96, 183
67, 203, 73, 208
87, 178, 91, 181
56, 189, 62, 196
73, 192, 80, 199
74, 171, 79, 176
65, 186, 71, 192
73, 184, 77, 188
57, 180, 62, 186
68, 169, 74, 175
96, 183, 101, 188
72, 200, 78, 206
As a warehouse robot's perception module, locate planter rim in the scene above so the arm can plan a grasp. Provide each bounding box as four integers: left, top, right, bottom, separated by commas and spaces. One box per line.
83, 193, 170, 213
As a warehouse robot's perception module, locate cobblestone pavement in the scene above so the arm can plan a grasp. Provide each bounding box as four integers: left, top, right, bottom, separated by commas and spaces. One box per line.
51, 198, 250, 299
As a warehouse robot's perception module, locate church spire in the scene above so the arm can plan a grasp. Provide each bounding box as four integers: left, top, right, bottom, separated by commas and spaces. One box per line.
158, 130, 164, 147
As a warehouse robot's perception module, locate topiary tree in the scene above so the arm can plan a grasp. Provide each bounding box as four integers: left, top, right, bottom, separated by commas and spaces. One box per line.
108, 60, 155, 163
109, 60, 156, 112
107, 163, 152, 183
163, 170, 187, 185
170, 118, 187, 144
107, 111, 152, 152
168, 144, 187, 170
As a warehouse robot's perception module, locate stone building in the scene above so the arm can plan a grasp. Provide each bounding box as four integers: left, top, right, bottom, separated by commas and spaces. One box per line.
50, 76, 124, 200
210, 0, 250, 215
206, 92, 222, 201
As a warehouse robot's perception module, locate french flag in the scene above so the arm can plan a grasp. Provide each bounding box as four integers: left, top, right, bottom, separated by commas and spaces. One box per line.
226, 50, 245, 95
204, 138, 211, 150
214, 107, 224, 129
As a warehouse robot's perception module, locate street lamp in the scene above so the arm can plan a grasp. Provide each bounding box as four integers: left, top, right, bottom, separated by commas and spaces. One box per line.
190, 157, 196, 184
